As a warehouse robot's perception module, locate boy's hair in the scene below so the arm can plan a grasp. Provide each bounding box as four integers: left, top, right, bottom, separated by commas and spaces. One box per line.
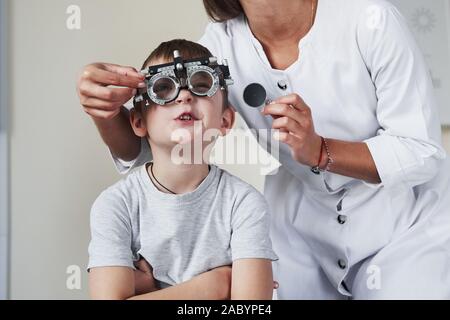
135, 39, 229, 112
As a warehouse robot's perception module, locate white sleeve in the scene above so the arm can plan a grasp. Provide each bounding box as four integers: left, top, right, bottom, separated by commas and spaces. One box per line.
111, 138, 152, 175
357, 2, 446, 190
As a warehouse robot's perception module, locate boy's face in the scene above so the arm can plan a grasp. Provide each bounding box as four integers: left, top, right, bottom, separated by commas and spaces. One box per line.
130, 57, 235, 152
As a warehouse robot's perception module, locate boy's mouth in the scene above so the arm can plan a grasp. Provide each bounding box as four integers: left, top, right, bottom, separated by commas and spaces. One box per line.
175, 112, 199, 122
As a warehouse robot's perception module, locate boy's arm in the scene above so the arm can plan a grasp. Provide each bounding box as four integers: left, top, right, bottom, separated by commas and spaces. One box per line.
231, 259, 274, 300
89, 266, 232, 300
228, 189, 278, 300
89, 267, 135, 300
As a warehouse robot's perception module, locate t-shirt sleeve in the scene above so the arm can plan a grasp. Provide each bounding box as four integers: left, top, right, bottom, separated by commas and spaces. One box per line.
230, 188, 279, 262
87, 187, 136, 271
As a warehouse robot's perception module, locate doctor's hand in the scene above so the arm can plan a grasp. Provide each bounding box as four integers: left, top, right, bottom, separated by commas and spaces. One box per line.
77, 63, 145, 120
261, 94, 322, 167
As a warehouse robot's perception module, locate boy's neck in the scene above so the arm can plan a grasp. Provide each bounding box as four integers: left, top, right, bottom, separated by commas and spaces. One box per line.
148, 146, 211, 195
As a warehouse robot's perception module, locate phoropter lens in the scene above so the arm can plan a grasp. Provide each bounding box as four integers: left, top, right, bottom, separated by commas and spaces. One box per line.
189, 70, 214, 96
152, 77, 178, 102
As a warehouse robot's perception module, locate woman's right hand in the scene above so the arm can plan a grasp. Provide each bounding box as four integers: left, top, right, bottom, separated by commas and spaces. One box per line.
77, 63, 146, 120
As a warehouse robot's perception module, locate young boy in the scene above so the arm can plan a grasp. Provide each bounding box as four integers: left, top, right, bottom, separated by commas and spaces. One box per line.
87, 39, 278, 300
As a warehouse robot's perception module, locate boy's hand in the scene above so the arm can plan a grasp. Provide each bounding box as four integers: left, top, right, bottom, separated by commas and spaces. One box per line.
134, 258, 158, 295
77, 63, 146, 120
135, 257, 153, 275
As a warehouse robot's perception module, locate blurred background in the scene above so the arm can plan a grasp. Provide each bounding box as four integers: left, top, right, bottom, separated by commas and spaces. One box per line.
0, 0, 449, 299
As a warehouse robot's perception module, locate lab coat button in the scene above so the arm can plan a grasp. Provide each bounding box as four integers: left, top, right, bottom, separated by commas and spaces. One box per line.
337, 215, 347, 224
338, 259, 347, 270
277, 80, 288, 90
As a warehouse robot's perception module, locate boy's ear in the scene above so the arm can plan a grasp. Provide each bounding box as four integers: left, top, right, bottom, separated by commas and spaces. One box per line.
130, 108, 148, 138
220, 105, 235, 136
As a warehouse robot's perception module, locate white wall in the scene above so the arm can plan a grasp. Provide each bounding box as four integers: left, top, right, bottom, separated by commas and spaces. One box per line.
6, 0, 450, 300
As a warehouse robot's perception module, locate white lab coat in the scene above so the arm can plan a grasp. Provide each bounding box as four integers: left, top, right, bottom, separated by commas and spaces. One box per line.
117, 0, 450, 299
198, 0, 450, 299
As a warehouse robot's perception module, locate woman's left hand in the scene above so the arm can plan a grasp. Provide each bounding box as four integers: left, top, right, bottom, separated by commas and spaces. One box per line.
261, 93, 322, 167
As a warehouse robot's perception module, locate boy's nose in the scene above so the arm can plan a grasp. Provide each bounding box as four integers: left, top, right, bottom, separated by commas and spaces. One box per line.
175, 89, 193, 105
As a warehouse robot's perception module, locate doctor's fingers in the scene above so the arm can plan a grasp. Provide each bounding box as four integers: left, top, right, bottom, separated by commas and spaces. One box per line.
273, 131, 304, 150
80, 63, 145, 89
272, 93, 312, 114
81, 97, 126, 116
79, 83, 136, 106
271, 116, 310, 135
82, 105, 121, 120
101, 63, 144, 79
262, 103, 311, 126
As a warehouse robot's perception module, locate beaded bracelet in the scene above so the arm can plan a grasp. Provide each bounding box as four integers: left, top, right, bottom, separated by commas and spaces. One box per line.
311, 137, 334, 174
321, 138, 334, 172
311, 137, 325, 175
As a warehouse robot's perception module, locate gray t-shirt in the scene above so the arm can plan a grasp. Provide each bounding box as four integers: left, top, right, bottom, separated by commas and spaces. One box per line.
88, 163, 278, 287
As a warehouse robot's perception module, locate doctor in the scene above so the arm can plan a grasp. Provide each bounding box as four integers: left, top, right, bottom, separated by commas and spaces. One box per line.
77, 0, 450, 299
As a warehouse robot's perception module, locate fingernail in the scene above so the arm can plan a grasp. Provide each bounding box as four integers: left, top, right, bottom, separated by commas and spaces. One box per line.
260, 107, 265, 114
138, 82, 146, 88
